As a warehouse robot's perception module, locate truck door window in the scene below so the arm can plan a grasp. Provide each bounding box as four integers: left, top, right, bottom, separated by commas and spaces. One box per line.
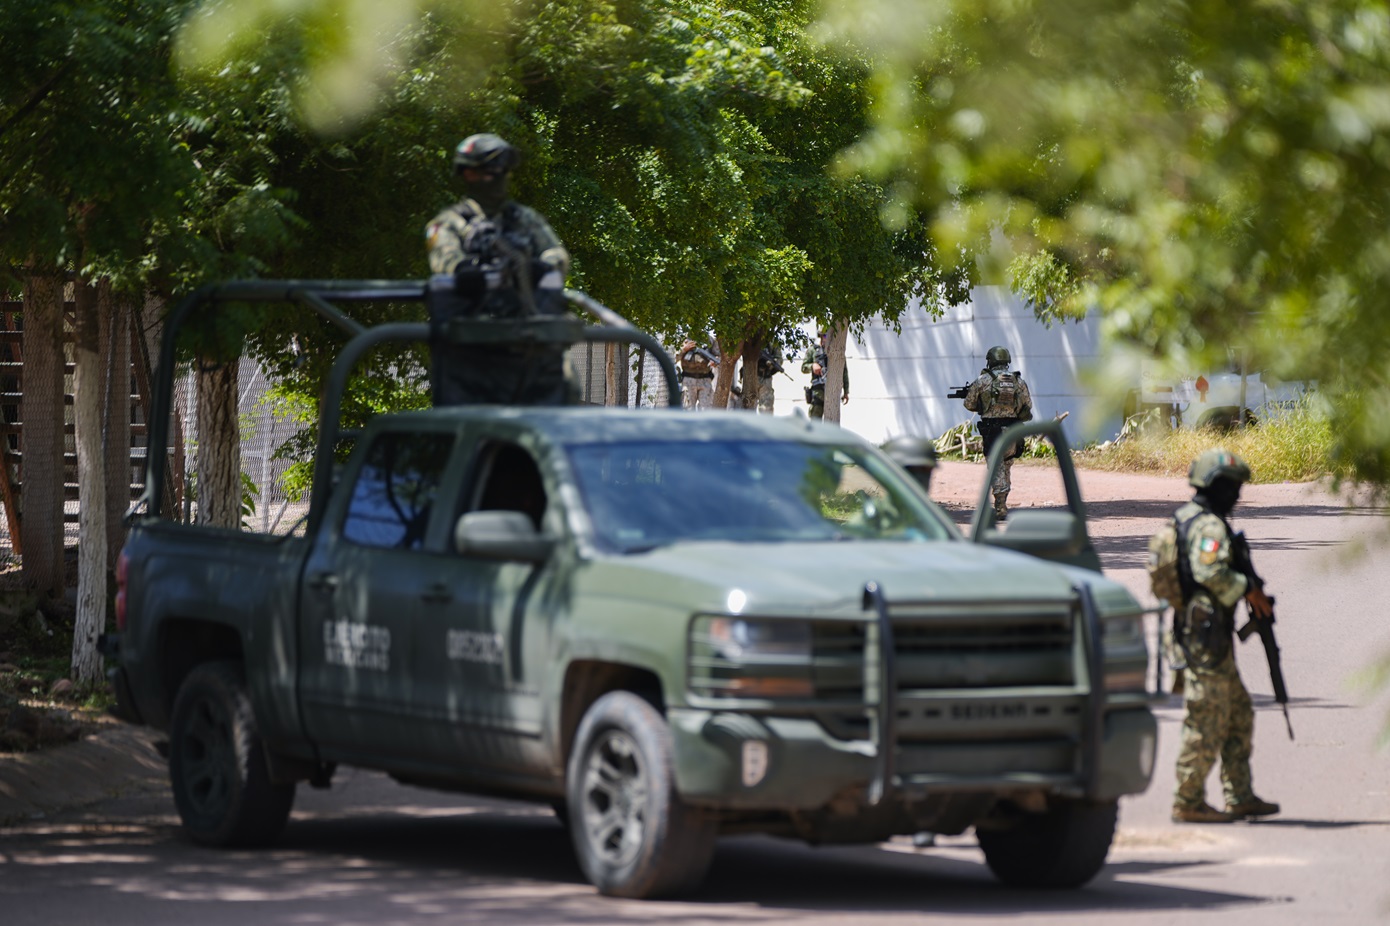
341, 432, 454, 550
468, 442, 547, 530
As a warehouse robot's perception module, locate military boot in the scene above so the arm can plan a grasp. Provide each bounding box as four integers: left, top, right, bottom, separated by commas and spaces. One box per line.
1171, 802, 1235, 824
993, 494, 1008, 522
1226, 797, 1280, 819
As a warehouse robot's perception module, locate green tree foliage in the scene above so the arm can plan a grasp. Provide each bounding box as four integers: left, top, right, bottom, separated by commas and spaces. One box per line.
818, 0, 1390, 486
173, 0, 958, 372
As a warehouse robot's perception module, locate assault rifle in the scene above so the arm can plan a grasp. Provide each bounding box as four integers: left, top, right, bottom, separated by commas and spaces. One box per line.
757, 348, 788, 380
947, 369, 1023, 401
1231, 531, 1295, 739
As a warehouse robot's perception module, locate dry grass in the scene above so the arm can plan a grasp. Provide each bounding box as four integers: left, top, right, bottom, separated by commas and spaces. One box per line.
1076, 394, 1347, 485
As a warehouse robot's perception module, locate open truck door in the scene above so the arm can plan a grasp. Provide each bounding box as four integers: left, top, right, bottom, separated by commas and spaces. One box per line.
968, 419, 1102, 572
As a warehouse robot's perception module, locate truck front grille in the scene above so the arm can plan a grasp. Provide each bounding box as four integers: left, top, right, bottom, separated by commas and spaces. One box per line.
810, 599, 1080, 742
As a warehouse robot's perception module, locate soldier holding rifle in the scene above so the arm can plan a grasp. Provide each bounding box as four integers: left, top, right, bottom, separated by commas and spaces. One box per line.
961, 346, 1032, 520
1169, 449, 1286, 824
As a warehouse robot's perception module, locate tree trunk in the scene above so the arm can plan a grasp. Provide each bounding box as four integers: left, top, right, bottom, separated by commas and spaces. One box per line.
740, 333, 763, 411
822, 327, 848, 425
712, 337, 741, 409
19, 271, 67, 598
71, 278, 106, 685
195, 358, 241, 529
605, 343, 630, 407
103, 287, 131, 568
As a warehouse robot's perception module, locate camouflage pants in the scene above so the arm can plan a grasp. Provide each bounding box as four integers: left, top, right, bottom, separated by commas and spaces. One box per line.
682, 377, 714, 410
990, 458, 1014, 501
757, 378, 775, 413
1174, 652, 1256, 809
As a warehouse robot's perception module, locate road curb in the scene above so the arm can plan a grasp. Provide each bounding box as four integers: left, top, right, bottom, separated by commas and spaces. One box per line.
0, 724, 166, 826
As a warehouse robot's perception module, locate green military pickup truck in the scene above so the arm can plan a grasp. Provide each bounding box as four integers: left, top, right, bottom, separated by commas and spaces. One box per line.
106, 280, 1156, 899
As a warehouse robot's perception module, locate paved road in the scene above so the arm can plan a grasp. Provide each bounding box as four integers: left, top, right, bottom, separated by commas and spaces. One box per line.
2, 463, 1388, 924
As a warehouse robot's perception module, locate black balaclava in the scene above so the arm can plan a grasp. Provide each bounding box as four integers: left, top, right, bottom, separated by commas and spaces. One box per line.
463, 172, 510, 216
1197, 476, 1242, 517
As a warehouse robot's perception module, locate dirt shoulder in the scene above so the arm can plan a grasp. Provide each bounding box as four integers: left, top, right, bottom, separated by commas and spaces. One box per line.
0, 723, 165, 826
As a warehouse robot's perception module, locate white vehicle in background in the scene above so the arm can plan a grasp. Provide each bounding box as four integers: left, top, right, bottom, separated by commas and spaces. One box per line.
1126, 360, 1308, 431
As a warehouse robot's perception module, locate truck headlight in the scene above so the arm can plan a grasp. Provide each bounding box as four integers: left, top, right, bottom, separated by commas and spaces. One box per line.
1102, 614, 1148, 693
1102, 615, 1143, 647
689, 617, 813, 699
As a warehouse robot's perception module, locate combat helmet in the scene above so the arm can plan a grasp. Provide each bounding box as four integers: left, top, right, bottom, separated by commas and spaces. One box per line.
453, 133, 520, 175
1188, 448, 1251, 489
882, 436, 938, 470
985, 346, 1011, 367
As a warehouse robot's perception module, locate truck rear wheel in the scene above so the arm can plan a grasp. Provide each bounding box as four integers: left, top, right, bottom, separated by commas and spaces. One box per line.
977, 798, 1117, 889
169, 661, 296, 847
566, 691, 716, 898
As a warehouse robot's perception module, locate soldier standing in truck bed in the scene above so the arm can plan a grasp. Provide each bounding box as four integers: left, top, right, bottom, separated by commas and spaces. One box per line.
425, 133, 572, 405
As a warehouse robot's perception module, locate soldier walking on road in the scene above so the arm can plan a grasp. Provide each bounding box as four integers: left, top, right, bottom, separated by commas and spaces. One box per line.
962, 345, 1032, 520
1169, 449, 1280, 824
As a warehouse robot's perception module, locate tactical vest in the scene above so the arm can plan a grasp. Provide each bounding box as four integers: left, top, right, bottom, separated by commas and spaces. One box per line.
1147, 512, 1199, 604
987, 370, 1021, 417
681, 348, 714, 377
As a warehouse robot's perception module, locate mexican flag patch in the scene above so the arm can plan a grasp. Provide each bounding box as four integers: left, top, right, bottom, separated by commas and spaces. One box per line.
1199, 537, 1221, 554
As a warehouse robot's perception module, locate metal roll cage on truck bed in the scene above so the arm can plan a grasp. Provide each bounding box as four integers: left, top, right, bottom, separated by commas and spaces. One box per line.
135, 277, 681, 526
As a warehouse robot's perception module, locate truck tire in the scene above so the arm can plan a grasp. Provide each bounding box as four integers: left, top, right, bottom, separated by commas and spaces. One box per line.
169, 660, 296, 847
566, 691, 717, 898
977, 799, 1117, 889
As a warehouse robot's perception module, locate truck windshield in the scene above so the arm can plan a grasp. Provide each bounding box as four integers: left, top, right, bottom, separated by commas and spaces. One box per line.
566, 439, 949, 553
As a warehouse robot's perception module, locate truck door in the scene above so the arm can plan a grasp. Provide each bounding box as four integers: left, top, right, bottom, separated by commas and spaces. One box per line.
297, 427, 458, 756
969, 419, 1102, 572
410, 438, 559, 774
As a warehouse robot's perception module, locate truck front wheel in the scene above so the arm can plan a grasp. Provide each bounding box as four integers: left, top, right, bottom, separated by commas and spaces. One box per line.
976, 798, 1118, 889
566, 691, 716, 898
169, 661, 296, 847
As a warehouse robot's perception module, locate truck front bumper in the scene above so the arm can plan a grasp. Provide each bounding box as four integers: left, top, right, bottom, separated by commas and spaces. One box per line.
667, 705, 1157, 810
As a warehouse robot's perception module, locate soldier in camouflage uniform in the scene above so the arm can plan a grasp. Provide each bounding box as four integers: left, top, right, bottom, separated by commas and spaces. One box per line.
425, 133, 572, 405
801, 331, 847, 420
755, 343, 783, 414
678, 339, 719, 410
963, 346, 1033, 520
1170, 449, 1280, 824
883, 436, 937, 495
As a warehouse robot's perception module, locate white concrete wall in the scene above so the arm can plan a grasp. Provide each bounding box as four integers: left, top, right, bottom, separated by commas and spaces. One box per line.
772, 286, 1121, 448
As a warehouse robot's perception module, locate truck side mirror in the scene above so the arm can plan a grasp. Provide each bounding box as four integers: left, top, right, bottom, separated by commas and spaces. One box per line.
454, 510, 555, 563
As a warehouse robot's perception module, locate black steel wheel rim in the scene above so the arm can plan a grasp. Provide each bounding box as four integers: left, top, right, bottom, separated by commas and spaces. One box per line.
179, 693, 235, 818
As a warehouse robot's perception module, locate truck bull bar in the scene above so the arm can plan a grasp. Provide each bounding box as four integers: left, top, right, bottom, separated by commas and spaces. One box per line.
859, 580, 1107, 804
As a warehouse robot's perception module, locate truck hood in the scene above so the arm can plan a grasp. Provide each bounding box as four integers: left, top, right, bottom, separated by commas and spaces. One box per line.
582, 539, 1110, 617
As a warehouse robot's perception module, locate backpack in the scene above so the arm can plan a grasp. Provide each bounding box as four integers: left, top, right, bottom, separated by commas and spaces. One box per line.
988, 370, 1020, 416
1146, 511, 1198, 603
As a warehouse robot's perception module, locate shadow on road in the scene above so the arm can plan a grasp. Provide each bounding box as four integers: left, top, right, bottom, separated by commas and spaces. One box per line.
2, 802, 1276, 922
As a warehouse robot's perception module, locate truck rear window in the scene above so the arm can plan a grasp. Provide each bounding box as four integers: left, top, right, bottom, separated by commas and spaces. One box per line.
566, 440, 949, 553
